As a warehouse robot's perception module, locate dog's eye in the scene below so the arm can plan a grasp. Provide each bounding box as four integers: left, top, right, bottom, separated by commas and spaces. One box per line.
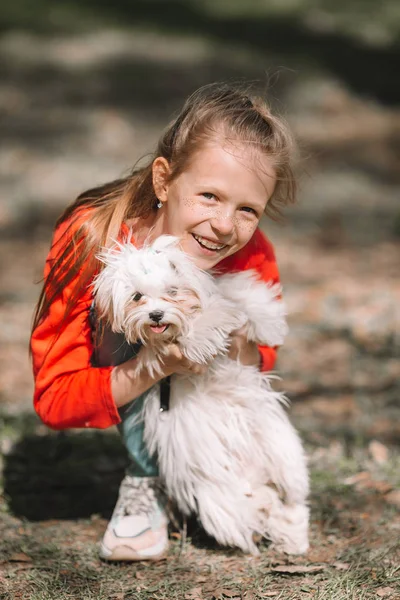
168, 288, 178, 297
132, 292, 143, 302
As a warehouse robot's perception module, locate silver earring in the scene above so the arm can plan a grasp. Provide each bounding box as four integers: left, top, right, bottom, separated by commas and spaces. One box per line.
156, 201, 162, 209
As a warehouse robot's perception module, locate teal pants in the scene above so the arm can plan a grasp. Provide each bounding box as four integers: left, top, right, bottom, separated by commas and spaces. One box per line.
90, 318, 159, 478
117, 389, 159, 477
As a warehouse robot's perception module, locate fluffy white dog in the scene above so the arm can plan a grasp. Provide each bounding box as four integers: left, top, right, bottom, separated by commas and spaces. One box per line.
94, 235, 309, 555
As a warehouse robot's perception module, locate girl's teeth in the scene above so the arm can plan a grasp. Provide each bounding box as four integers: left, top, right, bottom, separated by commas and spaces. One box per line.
193, 234, 225, 251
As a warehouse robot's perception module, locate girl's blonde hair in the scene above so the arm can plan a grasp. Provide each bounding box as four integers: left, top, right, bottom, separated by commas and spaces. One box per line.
32, 83, 297, 332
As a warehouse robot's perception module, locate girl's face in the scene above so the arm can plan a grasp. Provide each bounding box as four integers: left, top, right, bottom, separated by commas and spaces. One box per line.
152, 141, 277, 270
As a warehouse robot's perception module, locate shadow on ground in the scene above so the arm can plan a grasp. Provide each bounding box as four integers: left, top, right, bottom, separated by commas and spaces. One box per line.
3, 428, 129, 520
2, 422, 225, 550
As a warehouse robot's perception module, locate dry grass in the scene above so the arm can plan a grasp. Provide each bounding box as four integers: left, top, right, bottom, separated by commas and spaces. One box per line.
1, 415, 399, 600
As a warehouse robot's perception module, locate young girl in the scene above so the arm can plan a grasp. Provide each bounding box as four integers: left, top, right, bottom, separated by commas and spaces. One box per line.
30, 83, 296, 561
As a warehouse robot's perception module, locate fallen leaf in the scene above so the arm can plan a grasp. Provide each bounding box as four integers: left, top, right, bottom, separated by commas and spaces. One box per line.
211, 588, 241, 599
242, 591, 257, 599
110, 594, 124, 600
384, 490, 400, 508
363, 480, 392, 494
271, 565, 326, 574
343, 471, 392, 493
203, 583, 218, 593
333, 562, 350, 570
376, 586, 394, 597
257, 592, 279, 598
8, 553, 32, 563
369, 440, 389, 464
135, 571, 145, 580
343, 471, 370, 486
185, 587, 203, 600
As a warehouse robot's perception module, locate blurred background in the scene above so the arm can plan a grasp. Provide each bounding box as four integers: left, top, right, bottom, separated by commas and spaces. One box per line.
0, 0, 399, 516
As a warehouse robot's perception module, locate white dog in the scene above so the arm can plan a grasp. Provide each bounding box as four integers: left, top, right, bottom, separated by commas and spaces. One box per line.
94, 235, 309, 555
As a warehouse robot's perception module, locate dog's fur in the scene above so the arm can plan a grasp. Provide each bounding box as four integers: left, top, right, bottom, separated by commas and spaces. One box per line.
94, 235, 309, 555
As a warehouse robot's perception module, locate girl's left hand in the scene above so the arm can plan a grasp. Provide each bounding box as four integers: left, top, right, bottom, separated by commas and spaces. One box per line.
228, 326, 261, 368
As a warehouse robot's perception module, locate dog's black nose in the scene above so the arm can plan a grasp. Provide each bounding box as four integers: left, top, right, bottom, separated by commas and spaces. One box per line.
149, 310, 164, 323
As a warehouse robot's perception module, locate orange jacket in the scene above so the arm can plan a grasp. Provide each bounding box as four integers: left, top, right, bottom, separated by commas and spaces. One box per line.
31, 217, 281, 430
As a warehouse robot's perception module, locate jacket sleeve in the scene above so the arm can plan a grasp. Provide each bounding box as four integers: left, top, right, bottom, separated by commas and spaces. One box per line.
30, 218, 121, 430
217, 228, 282, 372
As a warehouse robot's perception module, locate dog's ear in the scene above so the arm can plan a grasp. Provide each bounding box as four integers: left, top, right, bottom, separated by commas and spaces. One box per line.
93, 244, 136, 332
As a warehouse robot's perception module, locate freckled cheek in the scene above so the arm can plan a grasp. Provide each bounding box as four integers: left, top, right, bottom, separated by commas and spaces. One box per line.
238, 219, 258, 235
182, 197, 204, 212
229, 220, 259, 251
183, 197, 215, 219
182, 197, 194, 210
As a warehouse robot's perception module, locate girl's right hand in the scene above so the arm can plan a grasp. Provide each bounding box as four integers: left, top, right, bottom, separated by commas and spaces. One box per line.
161, 343, 208, 377
111, 343, 208, 408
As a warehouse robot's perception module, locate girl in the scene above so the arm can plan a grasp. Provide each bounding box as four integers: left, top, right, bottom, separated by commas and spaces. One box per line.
30, 83, 296, 561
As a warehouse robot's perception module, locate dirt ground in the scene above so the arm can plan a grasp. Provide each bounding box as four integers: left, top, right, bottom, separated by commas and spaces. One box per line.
0, 14, 399, 600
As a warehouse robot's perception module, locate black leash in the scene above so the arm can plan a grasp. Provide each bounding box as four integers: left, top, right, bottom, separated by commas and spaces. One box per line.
160, 375, 171, 412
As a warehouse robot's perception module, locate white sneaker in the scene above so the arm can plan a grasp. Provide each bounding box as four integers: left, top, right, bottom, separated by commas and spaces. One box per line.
99, 476, 169, 561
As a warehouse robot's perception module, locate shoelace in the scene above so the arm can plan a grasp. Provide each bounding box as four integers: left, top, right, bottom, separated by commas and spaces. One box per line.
114, 477, 165, 519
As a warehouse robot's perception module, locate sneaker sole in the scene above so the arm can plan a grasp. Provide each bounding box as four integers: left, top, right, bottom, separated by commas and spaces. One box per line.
99, 539, 168, 562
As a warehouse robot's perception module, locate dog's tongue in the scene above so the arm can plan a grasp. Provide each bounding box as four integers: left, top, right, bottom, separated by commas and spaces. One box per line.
150, 325, 167, 334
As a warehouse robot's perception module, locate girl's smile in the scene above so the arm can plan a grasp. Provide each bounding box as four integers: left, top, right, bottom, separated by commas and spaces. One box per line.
191, 233, 227, 252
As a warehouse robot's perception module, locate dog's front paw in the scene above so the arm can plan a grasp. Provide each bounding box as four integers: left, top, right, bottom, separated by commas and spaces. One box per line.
266, 503, 310, 556
273, 538, 309, 555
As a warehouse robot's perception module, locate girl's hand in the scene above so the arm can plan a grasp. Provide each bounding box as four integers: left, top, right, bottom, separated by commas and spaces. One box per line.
161, 344, 208, 377
228, 326, 261, 368
112, 343, 208, 408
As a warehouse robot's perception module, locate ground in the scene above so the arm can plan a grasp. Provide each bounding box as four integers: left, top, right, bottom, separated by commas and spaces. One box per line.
0, 5, 400, 599
1, 434, 399, 599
